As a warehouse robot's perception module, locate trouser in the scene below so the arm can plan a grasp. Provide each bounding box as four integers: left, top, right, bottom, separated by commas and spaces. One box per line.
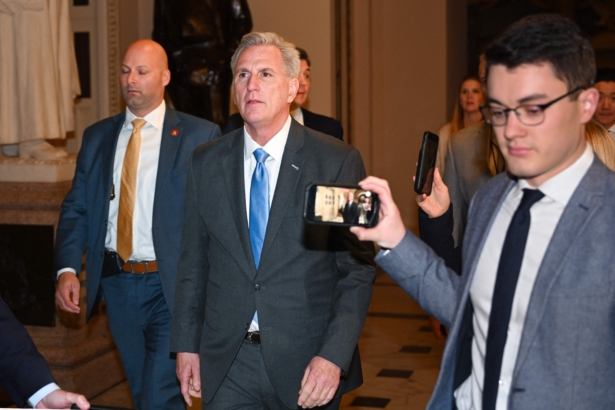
205, 339, 342, 410
100, 272, 183, 410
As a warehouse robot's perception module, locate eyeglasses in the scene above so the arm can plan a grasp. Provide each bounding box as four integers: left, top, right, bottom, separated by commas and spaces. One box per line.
480, 87, 583, 126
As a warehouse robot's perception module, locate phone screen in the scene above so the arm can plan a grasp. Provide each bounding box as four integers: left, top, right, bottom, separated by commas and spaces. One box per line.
304, 183, 379, 227
414, 131, 439, 195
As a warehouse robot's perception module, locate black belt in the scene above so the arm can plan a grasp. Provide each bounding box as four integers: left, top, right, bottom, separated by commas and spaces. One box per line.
245, 331, 260, 344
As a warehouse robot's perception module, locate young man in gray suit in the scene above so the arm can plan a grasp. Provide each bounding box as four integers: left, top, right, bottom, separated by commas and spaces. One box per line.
353, 14, 613, 410
171, 32, 375, 409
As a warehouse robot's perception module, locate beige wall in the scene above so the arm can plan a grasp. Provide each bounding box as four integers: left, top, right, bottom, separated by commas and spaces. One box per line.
248, 0, 335, 117
349, 0, 465, 233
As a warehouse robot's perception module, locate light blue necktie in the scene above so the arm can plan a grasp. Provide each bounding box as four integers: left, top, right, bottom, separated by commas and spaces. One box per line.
249, 148, 270, 326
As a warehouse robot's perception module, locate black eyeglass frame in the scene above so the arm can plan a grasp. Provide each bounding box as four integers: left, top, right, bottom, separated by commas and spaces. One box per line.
480, 86, 584, 127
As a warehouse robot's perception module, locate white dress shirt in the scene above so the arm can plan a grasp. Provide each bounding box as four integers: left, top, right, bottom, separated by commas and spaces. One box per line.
290, 107, 304, 125
244, 115, 292, 331
28, 382, 60, 408
57, 101, 165, 277
455, 143, 594, 410
609, 123, 615, 140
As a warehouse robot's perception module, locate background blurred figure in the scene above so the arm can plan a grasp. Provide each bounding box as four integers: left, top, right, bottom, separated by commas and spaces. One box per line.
585, 119, 615, 170
224, 47, 344, 140
593, 68, 615, 138
436, 75, 484, 173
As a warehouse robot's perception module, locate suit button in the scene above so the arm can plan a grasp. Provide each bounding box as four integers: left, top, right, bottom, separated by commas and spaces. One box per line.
254, 284, 260, 291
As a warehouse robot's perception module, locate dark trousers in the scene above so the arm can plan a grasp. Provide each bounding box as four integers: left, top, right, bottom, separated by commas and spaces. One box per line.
205, 339, 342, 410
100, 272, 183, 410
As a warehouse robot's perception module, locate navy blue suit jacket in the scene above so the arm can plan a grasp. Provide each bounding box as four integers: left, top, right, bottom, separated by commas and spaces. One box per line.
54, 108, 221, 321
0, 297, 55, 407
223, 108, 344, 140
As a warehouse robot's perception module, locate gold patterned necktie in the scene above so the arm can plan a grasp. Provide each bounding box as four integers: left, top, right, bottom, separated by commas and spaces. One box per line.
117, 118, 147, 262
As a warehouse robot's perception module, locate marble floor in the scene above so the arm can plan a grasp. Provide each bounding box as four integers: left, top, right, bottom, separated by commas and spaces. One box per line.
90, 270, 445, 409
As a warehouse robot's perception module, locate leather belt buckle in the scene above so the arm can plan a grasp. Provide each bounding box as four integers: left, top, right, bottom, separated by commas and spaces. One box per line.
245, 331, 260, 344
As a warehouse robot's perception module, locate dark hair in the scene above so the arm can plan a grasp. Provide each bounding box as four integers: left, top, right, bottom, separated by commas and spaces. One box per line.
596, 68, 615, 84
296, 47, 311, 67
485, 14, 595, 91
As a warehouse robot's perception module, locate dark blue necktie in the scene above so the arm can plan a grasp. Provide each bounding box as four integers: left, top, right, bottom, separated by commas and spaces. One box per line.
249, 148, 269, 326
483, 188, 545, 410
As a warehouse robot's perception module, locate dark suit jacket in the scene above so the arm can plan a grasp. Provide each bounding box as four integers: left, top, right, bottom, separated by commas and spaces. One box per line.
170, 120, 375, 408
54, 108, 221, 321
0, 297, 55, 407
341, 201, 360, 224
379, 158, 615, 409
223, 108, 344, 140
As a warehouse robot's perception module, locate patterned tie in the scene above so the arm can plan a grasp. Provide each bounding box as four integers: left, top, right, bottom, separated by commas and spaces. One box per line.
249, 148, 270, 326
116, 118, 147, 262
482, 188, 545, 410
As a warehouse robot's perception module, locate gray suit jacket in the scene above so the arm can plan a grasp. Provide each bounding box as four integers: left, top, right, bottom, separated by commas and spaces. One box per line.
443, 121, 498, 246
170, 120, 376, 407
378, 158, 615, 409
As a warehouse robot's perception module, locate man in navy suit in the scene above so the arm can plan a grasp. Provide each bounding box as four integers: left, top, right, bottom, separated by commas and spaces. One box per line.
0, 297, 90, 409
224, 47, 344, 140
54, 39, 220, 409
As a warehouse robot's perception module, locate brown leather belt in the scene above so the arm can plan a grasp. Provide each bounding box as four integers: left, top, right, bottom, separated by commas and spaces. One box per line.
122, 260, 158, 274
245, 331, 260, 344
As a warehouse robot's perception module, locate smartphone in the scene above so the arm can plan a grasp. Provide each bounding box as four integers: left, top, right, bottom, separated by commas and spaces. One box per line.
303, 182, 380, 227
414, 131, 439, 195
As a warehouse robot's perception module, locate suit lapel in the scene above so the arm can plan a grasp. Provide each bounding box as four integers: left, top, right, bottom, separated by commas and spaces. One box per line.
222, 131, 257, 276
513, 159, 607, 376
257, 121, 305, 274
154, 108, 181, 198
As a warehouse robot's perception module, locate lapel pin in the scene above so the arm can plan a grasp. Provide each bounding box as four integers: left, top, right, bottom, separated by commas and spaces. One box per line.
171, 129, 179, 136
292, 164, 299, 170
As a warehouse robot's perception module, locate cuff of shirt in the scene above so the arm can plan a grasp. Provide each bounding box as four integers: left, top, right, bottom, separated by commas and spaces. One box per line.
28, 383, 60, 409
57, 268, 77, 280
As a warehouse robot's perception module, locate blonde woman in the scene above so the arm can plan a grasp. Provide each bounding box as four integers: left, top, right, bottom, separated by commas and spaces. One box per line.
586, 119, 615, 170
436, 75, 484, 173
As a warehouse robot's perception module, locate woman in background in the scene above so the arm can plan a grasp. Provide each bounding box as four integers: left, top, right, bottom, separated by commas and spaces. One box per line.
586, 119, 615, 170
436, 75, 484, 173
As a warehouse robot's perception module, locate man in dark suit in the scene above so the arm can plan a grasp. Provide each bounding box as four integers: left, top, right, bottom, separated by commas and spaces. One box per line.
171, 32, 375, 409
353, 15, 613, 410
223, 47, 344, 140
0, 297, 90, 409
340, 191, 360, 224
54, 40, 220, 409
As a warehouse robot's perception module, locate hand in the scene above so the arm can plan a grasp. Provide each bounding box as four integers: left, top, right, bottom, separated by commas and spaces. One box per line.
350, 176, 406, 249
55, 272, 81, 313
428, 316, 447, 340
36, 389, 89, 409
298, 356, 341, 408
177, 352, 201, 406
415, 168, 450, 218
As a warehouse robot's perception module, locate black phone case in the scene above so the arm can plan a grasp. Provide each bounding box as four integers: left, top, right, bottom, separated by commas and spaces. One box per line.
414, 131, 439, 195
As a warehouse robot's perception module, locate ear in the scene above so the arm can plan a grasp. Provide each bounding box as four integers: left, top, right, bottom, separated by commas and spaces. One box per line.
579, 87, 599, 124
162, 70, 171, 87
287, 78, 299, 103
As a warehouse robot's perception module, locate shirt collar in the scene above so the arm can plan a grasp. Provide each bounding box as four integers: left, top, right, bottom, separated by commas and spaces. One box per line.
515, 143, 594, 206
124, 100, 166, 130
243, 115, 292, 162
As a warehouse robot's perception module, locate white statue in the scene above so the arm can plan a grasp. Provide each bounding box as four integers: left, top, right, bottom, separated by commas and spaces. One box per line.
0, 0, 81, 160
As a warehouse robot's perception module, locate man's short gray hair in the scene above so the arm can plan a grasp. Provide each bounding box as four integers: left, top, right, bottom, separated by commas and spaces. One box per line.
230, 32, 300, 80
